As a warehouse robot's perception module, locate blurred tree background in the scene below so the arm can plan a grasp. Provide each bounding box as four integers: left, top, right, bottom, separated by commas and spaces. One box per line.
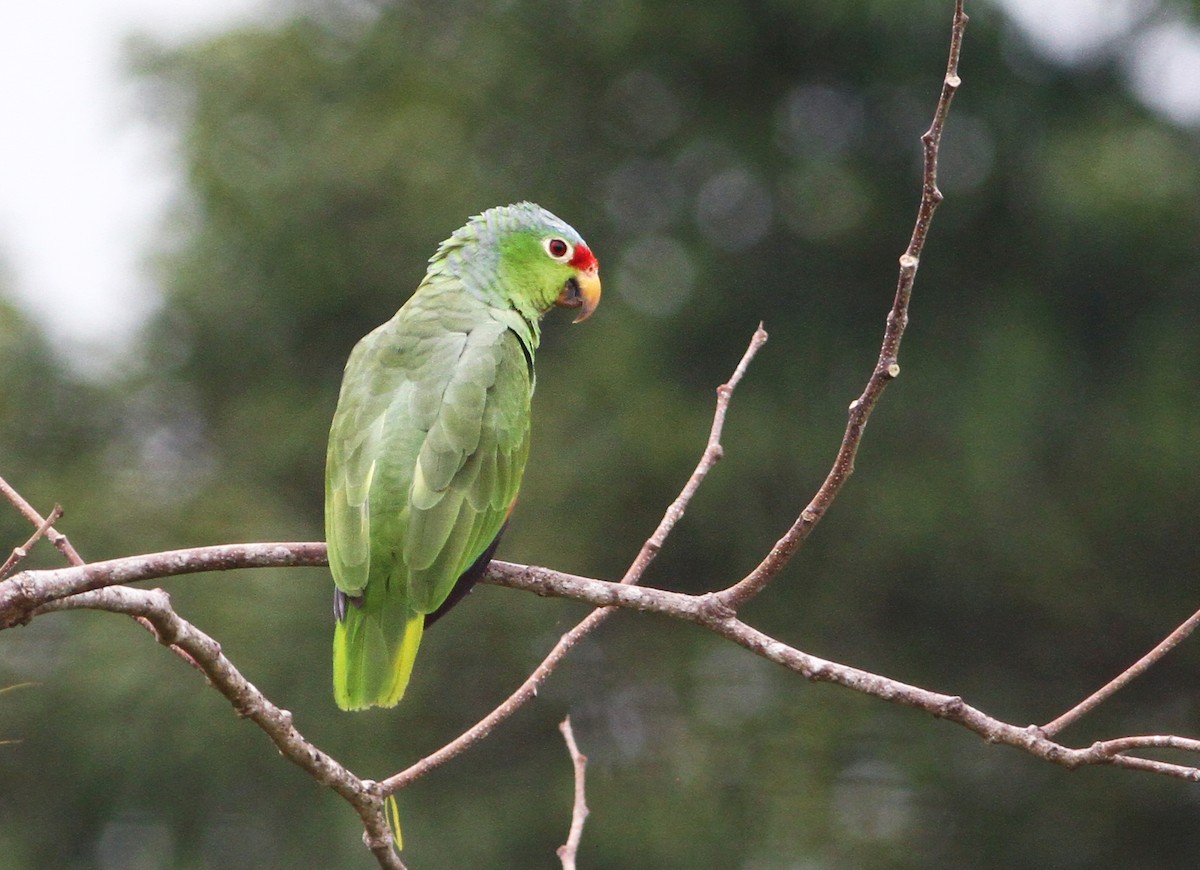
4, 0, 1200, 866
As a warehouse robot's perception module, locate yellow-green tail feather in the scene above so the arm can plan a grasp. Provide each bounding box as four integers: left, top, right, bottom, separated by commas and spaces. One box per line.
385, 794, 403, 851
333, 604, 425, 711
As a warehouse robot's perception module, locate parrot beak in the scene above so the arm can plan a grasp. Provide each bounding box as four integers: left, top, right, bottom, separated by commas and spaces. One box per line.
556, 267, 602, 323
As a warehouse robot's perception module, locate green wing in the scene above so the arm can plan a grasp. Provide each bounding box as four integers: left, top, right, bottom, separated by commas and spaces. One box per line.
326, 283, 532, 710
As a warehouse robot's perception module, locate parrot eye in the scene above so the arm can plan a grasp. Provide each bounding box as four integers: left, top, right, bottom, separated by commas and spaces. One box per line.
543, 237, 572, 262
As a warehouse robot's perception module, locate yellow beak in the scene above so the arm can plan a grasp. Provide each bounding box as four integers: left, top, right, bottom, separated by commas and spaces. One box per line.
555, 268, 601, 323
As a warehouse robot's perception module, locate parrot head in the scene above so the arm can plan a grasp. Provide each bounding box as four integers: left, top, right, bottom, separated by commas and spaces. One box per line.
437, 202, 601, 324
544, 234, 602, 324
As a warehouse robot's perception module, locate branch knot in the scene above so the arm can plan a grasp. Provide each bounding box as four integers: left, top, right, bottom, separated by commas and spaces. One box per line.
697, 592, 737, 623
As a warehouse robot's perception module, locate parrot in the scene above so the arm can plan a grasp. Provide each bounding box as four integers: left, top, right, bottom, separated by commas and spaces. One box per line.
325, 202, 601, 712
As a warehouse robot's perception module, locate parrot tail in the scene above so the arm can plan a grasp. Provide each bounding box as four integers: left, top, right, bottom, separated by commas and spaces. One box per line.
333, 589, 424, 711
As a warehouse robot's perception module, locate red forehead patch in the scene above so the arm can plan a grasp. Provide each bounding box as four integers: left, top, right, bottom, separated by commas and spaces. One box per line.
569, 243, 598, 271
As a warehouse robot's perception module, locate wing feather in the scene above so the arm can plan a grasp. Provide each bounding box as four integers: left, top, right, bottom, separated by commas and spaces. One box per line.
405, 322, 530, 609
327, 290, 532, 617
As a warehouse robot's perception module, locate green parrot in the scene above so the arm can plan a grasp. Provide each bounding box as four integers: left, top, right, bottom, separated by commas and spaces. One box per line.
325, 202, 601, 711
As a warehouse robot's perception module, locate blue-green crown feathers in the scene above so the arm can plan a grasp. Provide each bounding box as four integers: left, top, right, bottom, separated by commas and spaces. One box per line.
431, 202, 585, 267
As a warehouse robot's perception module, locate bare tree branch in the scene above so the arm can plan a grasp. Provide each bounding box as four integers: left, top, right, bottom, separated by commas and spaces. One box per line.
17, 540, 1200, 786
40, 583, 405, 869
1042, 602, 1200, 736
0, 479, 215, 672
482, 563, 1200, 783
719, 0, 969, 612
620, 322, 768, 587
0, 542, 328, 628
1, 482, 395, 862
382, 603, 608, 794
1090, 735, 1200, 756
0, 474, 84, 566
0, 504, 63, 581
556, 716, 589, 870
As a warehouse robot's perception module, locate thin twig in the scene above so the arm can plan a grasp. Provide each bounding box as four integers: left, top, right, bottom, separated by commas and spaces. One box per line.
1092, 734, 1200, 756
0, 474, 84, 566
0, 504, 63, 580
719, 0, 969, 611
620, 323, 768, 587
1042, 603, 1200, 736
556, 716, 589, 870
0, 481, 209, 667
0, 479, 207, 670
381, 325, 767, 794
383, 606, 609, 793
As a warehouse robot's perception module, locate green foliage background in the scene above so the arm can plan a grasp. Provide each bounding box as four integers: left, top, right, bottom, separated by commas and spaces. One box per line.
4, 1, 1200, 866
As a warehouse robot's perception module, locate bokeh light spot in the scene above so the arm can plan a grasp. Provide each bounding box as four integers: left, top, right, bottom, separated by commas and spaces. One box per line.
778, 162, 870, 242
615, 235, 696, 317
695, 167, 773, 251
603, 157, 684, 232
775, 83, 865, 158
601, 69, 683, 149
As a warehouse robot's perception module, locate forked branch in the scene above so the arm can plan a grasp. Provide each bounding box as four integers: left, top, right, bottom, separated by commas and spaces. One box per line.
39, 584, 406, 869
0, 504, 63, 581
0, 474, 84, 567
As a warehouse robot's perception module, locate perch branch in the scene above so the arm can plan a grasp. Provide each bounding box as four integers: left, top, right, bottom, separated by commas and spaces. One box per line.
0, 542, 329, 628
719, 0, 969, 611
557, 716, 589, 870
19, 542, 1199, 786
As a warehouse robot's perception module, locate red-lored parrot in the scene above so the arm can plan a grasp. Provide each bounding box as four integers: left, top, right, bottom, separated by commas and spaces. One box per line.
326, 202, 601, 711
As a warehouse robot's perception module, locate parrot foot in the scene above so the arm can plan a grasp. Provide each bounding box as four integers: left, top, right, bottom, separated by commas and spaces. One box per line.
333, 588, 364, 622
